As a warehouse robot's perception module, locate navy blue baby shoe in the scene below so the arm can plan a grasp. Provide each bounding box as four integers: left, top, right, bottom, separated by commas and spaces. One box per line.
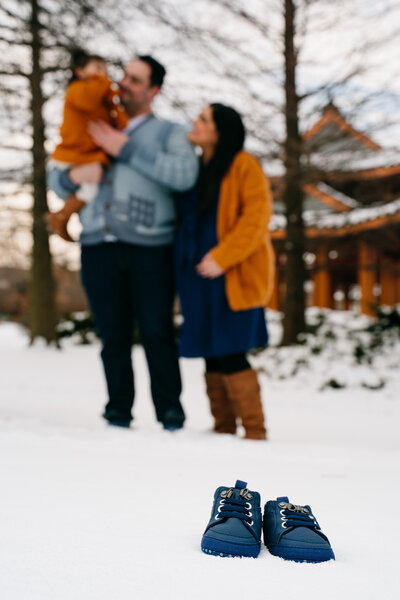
201, 480, 262, 558
263, 496, 335, 563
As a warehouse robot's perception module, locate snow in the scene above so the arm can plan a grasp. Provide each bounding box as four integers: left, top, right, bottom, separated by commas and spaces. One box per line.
312, 182, 358, 209
309, 148, 400, 173
271, 197, 400, 231
1, 315, 399, 600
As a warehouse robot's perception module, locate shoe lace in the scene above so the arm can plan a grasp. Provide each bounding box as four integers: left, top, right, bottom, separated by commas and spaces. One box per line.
215, 488, 254, 525
279, 502, 320, 530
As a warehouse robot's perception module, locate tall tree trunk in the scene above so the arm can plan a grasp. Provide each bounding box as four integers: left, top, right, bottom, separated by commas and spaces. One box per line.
29, 0, 58, 344
281, 0, 306, 345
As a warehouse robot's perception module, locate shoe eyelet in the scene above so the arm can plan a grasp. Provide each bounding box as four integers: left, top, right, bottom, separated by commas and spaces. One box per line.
217, 505, 224, 514
215, 514, 220, 520
280, 509, 286, 517
247, 511, 253, 518
249, 520, 254, 526
281, 521, 287, 529
221, 489, 233, 499
245, 502, 252, 510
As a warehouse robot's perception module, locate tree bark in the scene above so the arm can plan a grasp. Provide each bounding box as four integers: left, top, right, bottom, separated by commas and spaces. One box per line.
281, 0, 306, 345
29, 0, 58, 344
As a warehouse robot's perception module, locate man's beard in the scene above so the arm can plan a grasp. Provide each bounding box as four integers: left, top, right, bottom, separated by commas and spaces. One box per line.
120, 96, 134, 115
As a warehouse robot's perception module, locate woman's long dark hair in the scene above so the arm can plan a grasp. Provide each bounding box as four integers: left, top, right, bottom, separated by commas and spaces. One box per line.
198, 103, 245, 213
68, 48, 104, 84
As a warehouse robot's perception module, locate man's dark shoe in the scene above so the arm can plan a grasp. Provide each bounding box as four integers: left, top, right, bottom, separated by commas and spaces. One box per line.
162, 407, 185, 431
263, 496, 335, 563
102, 409, 131, 429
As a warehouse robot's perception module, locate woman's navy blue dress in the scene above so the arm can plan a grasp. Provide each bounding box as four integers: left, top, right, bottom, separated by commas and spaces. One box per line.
175, 186, 268, 359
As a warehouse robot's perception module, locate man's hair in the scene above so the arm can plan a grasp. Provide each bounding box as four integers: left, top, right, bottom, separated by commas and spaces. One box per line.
137, 55, 166, 87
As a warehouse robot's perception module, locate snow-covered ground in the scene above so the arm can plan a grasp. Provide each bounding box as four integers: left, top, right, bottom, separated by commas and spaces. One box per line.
1, 313, 399, 600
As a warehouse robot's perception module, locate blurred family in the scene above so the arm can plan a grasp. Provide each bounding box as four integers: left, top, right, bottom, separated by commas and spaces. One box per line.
48, 51, 274, 439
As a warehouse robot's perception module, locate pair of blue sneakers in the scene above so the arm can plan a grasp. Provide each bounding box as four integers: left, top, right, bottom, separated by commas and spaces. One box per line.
201, 480, 335, 563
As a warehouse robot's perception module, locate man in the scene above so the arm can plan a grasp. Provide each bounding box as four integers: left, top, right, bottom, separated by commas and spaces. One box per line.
49, 56, 199, 429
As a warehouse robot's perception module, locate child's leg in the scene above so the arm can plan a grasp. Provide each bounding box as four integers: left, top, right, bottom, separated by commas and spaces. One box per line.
76, 183, 100, 203
46, 194, 87, 242
46, 182, 99, 242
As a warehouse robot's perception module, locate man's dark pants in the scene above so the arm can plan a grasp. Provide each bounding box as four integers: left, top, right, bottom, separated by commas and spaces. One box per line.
81, 242, 183, 424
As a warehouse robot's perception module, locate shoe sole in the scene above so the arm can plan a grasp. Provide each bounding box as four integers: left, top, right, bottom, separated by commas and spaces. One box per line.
105, 420, 131, 428
163, 424, 184, 431
201, 535, 260, 558
267, 544, 335, 563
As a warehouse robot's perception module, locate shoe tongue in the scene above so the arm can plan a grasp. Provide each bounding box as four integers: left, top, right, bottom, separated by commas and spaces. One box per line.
235, 480, 247, 490
277, 496, 289, 503
233, 480, 254, 501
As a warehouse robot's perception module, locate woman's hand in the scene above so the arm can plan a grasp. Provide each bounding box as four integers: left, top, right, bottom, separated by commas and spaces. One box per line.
69, 162, 104, 185
196, 252, 224, 278
88, 120, 129, 157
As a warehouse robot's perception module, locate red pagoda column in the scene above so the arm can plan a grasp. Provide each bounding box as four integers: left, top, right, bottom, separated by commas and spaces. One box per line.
380, 257, 396, 307
358, 242, 377, 316
313, 245, 331, 308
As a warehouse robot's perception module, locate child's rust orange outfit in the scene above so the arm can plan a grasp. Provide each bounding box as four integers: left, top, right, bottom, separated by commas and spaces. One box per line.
52, 74, 128, 165
48, 74, 128, 242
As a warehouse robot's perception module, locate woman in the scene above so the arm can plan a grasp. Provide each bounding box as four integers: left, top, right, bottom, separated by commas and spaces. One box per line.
175, 104, 275, 440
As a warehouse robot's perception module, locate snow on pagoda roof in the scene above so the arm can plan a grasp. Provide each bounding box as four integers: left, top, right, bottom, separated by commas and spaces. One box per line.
270, 197, 400, 235
274, 181, 358, 216
307, 182, 358, 210
304, 197, 400, 229
264, 148, 400, 178
307, 148, 400, 174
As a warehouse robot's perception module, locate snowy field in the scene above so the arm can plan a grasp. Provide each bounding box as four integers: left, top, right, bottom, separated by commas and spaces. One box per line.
1, 313, 399, 600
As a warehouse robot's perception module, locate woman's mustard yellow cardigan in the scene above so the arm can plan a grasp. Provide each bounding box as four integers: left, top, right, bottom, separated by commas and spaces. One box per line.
210, 151, 275, 311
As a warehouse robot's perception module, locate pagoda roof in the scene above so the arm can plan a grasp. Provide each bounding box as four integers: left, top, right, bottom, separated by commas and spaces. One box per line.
268, 105, 400, 239
304, 105, 400, 177
304, 104, 381, 152
270, 197, 400, 239
306, 149, 400, 179
273, 182, 357, 216
304, 182, 357, 212
265, 104, 400, 179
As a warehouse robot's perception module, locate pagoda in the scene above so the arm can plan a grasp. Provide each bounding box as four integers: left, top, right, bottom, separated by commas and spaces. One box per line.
269, 104, 400, 315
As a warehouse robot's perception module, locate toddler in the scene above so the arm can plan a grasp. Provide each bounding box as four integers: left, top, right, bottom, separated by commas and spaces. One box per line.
47, 48, 128, 241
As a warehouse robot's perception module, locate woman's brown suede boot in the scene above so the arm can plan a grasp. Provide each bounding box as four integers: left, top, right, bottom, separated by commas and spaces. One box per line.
45, 194, 86, 242
223, 369, 267, 440
204, 372, 237, 434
